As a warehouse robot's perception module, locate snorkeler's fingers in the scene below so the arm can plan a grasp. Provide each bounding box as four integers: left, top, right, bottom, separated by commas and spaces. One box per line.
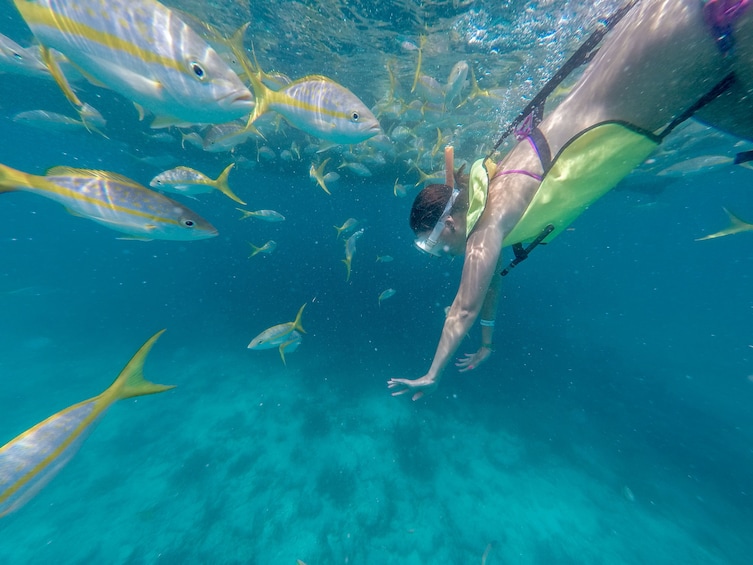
411, 391, 424, 401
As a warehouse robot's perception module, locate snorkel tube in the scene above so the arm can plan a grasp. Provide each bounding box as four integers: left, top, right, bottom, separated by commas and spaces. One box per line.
445, 145, 454, 188
414, 145, 460, 256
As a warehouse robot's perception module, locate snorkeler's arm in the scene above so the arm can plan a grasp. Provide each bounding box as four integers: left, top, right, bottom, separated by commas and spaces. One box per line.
479, 260, 502, 346
387, 224, 503, 400
455, 256, 503, 372
425, 222, 505, 380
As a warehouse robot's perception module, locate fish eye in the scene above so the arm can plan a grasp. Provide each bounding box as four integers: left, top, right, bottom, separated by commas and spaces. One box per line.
183, 219, 195, 227
351, 111, 360, 122
189, 61, 205, 80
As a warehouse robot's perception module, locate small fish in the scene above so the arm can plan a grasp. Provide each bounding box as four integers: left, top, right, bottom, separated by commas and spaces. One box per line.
0, 33, 49, 79
13, 0, 253, 124
13, 110, 89, 132
415, 74, 445, 105
323, 171, 340, 185
338, 161, 372, 177
0, 330, 174, 518
342, 228, 364, 281
0, 163, 217, 240
257, 146, 277, 162
236, 208, 285, 222
657, 155, 734, 177
248, 240, 277, 258
309, 158, 332, 194
393, 178, 408, 198
696, 208, 753, 240
150, 163, 244, 205
13, 103, 106, 133
376, 255, 394, 263
237, 47, 381, 144
378, 288, 396, 305
248, 304, 306, 365
410, 35, 426, 93
334, 218, 358, 239
202, 120, 254, 153
445, 61, 469, 106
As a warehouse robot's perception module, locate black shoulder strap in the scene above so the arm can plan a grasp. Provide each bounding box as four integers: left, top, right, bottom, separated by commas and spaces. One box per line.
486, 0, 640, 160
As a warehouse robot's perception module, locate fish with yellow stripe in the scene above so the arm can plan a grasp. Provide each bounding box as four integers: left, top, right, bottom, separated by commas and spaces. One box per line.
246, 71, 382, 144
150, 163, 245, 205
12, 0, 253, 125
0, 163, 217, 240
248, 304, 306, 365
0, 330, 175, 518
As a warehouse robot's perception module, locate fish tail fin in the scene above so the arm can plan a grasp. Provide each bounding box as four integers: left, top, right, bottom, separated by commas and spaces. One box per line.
213, 163, 245, 205
334, 225, 344, 238
106, 330, 175, 401
311, 158, 331, 194
227, 22, 251, 79
0, 162, 31, 193
695, 207, 752, 240
248, 243, 261, 257
236, 207, 254, 220
234, 43, 270, 126
227, 32, 270, 127
292, 303, 307, 334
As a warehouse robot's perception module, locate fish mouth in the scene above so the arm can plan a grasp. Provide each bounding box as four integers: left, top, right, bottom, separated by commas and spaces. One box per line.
224, 89, 254, 109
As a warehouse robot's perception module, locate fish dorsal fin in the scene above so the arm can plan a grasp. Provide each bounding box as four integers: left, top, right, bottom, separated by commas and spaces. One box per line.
288, 75, 334, 86
46, 166, 143, 188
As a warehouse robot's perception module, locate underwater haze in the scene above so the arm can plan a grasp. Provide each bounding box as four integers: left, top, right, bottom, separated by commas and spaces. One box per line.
1, 0, 752, 563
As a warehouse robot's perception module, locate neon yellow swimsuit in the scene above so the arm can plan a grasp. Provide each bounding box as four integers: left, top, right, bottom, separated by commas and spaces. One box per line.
467, 121, 660, 246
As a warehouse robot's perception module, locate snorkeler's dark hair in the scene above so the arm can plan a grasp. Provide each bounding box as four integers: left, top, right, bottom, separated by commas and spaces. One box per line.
409, 165, 468, 235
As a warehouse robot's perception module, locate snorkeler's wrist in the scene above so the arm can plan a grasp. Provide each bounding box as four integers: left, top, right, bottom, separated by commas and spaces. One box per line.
481, 342, 495, 352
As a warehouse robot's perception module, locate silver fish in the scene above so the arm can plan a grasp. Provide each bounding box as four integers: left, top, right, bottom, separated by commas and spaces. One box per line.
0, 330, 174, 518
248, 304, 306, 365
13, 0, 253, 124
0, 163, 217, 240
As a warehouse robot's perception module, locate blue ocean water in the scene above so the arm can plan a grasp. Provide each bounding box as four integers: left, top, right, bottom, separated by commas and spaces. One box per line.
1, 1, 752, 563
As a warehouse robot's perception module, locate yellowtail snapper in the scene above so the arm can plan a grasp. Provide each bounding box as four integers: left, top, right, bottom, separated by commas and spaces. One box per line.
247, 240, 277, 258
150, 163, 245, 205
248, 304, 306, 365
236, 208, 286, 222
12, 0, 253, 125
244, 64, 381, 144
0, 330, 175, 518
0, 163, 217, 241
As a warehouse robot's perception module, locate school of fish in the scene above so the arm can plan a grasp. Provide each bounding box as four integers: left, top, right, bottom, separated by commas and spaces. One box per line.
1, 0, 751, 523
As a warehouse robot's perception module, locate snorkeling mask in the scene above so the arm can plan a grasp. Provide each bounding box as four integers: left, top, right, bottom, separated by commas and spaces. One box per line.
414, 146, 459, 257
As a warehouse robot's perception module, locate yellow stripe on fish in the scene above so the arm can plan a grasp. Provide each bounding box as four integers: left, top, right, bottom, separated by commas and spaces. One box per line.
0, 330, 174, 518
13, 0, 253, 124
0, 163, 217, 240
228, 42, 380, 144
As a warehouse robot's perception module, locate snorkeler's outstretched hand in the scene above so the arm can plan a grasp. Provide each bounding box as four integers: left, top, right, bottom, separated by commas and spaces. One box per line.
455, 347, 492, 373
387, 375, 438, 401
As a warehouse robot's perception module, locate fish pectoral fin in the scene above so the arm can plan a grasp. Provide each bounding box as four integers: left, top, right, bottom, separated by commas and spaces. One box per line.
89, 55, 164, 98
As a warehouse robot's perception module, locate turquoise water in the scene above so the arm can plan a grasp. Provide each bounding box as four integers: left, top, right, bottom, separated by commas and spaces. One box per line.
1, 1, 753, 563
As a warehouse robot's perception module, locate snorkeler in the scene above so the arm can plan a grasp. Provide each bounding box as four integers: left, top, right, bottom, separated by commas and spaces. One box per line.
389, 0, 753, 400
